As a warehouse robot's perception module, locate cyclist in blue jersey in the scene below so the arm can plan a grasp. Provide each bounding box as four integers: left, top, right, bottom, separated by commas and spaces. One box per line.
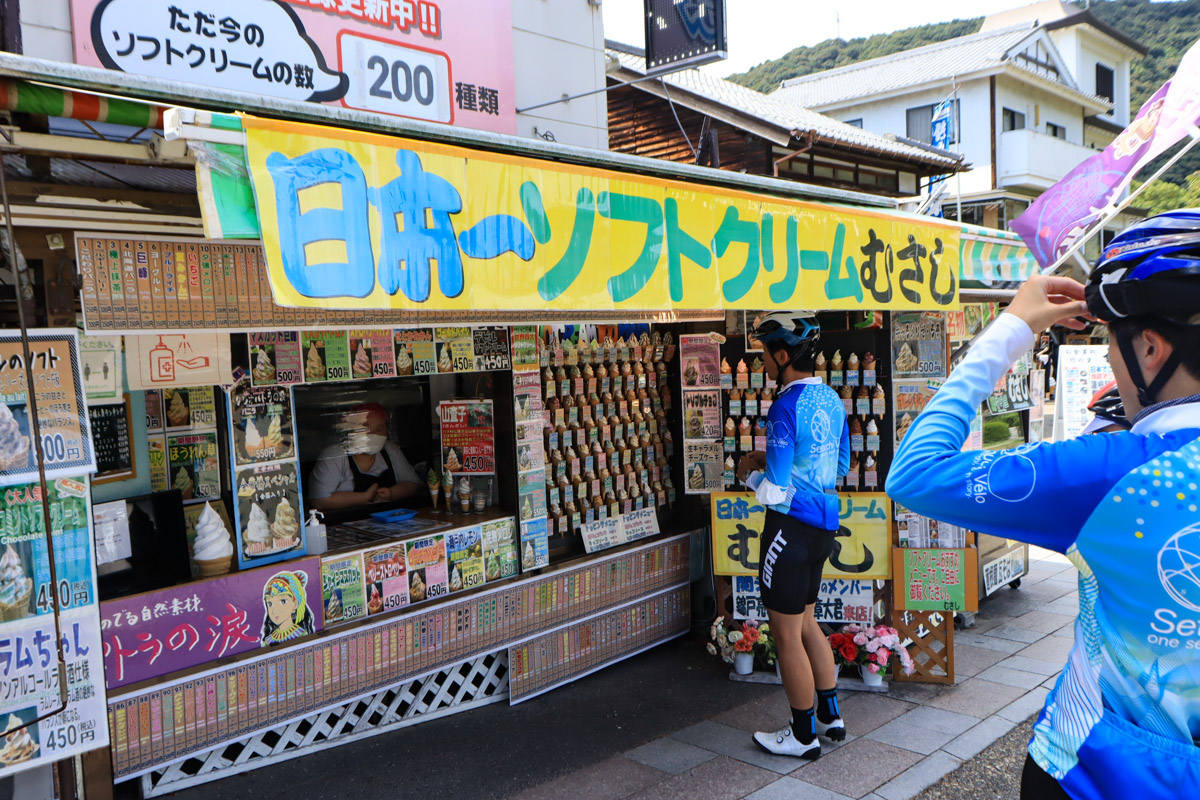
887, 210, 1200, 800
735, 311, 850, 759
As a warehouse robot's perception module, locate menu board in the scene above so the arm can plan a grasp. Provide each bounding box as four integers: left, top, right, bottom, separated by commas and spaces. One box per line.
300, 331, 351, 383
405, 535, 449, 603
88, 395, 136, 484
321, 553, 366, 627
1055, 346, 1115, 440
679, 334, 724, 495
167, 431, 220, 503
229, 383, 295, 467
892, 312, 947, 379
393, 329, 436, 377
162, 386, 216, 431
0, 329, 95, 487
232, 461, 305, 570
580, 507, 661, 554
0, 475, 109, 777
106, 535, 690, 780
248, 332, 303, 386
435, 327, 474, 373
446, 526, 485, 593
482, 518, 519, 581
349, 330, 396, 380
439, 400, 495, 476
363, 543, 409, 616
472, 327, 512, 372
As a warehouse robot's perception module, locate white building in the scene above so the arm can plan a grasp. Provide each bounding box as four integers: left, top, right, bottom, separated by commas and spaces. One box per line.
771, 1, 1145, 237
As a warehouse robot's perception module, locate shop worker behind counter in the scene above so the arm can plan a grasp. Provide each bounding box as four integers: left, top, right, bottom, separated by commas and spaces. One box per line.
734, 311, 850, 761
308, 402, 422, 516
887, 210, 1200, 800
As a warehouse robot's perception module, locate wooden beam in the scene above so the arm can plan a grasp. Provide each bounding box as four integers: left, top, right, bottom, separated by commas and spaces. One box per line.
1, 180, 199, 210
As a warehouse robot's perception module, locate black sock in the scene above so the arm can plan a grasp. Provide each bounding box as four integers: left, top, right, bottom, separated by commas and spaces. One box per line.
790, 706, 816, 744
817, 688, 840, 723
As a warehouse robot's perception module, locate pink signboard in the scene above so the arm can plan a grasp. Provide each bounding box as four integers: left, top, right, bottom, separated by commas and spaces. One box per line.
70, 0, 515, 134
99, 557, 322, 689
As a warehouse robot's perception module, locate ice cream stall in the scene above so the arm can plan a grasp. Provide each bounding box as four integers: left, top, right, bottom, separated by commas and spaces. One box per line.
0, 61, 1041, 796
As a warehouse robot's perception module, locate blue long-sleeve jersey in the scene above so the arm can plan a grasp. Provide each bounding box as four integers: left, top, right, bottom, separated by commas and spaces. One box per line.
747, 377, 849, 531
888, 313, 1200, 800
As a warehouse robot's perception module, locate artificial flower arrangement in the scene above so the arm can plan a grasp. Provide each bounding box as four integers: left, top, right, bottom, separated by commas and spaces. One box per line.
828, 623, 915, 677
708, 617, 777, 667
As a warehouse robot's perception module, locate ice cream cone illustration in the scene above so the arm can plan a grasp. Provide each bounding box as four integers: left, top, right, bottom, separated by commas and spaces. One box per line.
353, 342, 372, 378
253, 347, 275, 383
0, 405, 28, 472
305, 342, 325, 380
167, 390, 189, 427
0, 546, 31, 621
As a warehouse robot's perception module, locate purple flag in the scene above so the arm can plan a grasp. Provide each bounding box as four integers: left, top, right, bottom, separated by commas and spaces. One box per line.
1012, 38, 1200, 266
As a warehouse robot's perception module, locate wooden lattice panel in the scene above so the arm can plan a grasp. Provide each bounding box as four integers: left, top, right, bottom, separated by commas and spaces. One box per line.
139, 651, 509, 797
892, 609, 954, 684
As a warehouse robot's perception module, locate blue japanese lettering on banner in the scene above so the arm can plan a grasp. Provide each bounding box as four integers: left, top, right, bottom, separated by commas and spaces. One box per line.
259, 143, 959, 308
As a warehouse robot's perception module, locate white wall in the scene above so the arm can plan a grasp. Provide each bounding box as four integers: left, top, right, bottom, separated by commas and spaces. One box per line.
19, 0, 72, 63
1045, 26, 1133, 125
828, 79, 995, 195
18, 0, 611, 151
511, 0, 608, 150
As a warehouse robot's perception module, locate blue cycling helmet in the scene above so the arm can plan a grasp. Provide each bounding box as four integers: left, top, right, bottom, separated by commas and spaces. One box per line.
1085, 209, 1200, 405
753, 311, 821, 348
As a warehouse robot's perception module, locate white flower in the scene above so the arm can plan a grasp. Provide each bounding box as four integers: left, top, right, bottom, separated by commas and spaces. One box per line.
718, 634, 728, 647
728, 631, 743, 643
865, 640, 880, 653
706, 643, 718, 656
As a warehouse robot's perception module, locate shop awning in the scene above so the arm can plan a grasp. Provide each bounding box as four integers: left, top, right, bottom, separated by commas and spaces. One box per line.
959, 227, 1037, 287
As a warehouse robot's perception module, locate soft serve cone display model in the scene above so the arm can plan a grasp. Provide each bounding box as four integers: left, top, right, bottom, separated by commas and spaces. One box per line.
192, 502, 234, 576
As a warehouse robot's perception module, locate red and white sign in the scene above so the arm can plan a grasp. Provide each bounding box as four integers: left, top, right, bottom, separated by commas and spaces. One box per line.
70, 0, 515, 134
439, 400, 494, 475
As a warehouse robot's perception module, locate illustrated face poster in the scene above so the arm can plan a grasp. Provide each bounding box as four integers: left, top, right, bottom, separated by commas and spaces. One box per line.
99, 557, 323, 688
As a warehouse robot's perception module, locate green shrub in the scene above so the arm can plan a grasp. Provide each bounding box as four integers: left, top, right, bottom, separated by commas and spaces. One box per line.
983, 419, 1011, 444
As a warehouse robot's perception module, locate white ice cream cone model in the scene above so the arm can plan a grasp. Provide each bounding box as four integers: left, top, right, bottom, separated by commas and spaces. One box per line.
192, 502, 234, 576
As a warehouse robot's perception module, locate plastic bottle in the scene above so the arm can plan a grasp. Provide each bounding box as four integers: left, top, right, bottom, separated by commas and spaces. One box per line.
306, 509, 327, 555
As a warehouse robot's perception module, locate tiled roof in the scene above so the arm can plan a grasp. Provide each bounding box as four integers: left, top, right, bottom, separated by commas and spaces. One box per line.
607, 48, 962, 169
771, 24, 1051, 108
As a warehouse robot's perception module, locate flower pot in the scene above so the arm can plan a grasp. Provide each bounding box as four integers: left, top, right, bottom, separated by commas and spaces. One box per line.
862, 669, 885, 687
734, 652, 754, 675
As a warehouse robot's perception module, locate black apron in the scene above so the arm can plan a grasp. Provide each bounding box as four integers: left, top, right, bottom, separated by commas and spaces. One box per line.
347, 449, 397, 492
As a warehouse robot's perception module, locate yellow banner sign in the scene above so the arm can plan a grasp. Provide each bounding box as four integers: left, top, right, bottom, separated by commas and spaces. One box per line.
243, 116, 960, 313
710, 492, 891, 580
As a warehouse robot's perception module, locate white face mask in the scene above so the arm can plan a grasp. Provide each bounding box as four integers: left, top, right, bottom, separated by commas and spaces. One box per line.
363, 434, 388, 455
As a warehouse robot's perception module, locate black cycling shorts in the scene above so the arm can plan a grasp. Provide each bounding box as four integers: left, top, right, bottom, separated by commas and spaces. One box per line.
757, 509, 836, 615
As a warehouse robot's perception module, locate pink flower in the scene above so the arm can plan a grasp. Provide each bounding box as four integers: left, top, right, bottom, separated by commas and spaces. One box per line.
844, 624, 862, 634
853, 633, 868, 646
867, 663, 881, 674
865, 640, 880, 653
876, 650, 890, 666
865, 626, 877, 638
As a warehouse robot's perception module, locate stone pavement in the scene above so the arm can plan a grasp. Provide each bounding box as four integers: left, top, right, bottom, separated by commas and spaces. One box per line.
510, 546, 1078, 800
